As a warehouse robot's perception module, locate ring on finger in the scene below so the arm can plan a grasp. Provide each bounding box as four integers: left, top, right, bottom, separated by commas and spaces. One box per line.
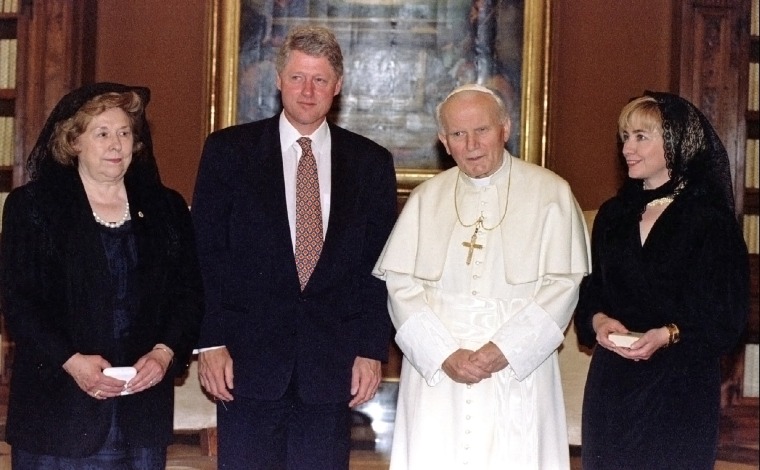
94, 390, 102, 398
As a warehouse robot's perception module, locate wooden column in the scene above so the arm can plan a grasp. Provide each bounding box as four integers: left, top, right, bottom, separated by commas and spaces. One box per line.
13, 0, 96, 185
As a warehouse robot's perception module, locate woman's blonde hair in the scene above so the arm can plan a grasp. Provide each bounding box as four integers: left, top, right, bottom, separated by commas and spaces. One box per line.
51, 91, 145, 165
617, 95, 663, 137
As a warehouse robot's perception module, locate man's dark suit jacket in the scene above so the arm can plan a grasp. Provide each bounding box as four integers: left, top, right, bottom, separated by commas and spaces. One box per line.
192, 115, 397, 404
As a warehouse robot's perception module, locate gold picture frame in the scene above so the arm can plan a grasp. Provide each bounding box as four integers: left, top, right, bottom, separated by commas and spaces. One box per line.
205, 0, 551, 190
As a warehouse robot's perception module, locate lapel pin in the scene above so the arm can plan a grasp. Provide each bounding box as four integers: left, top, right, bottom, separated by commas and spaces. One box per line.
138, 211, 144, 218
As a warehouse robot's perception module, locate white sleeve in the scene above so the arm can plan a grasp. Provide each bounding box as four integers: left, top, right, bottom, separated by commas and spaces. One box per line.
491, 272, 584, 380
385, 271, 459, 386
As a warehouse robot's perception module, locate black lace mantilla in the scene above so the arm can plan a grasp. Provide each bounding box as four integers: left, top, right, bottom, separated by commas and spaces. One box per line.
618, 91, 735, 219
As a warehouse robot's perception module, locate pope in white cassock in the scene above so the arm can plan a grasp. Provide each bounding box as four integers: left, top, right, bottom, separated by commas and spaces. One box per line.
373, 84, 591, 469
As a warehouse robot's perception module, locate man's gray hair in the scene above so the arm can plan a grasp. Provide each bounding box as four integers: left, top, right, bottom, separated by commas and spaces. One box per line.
275, 25, 344, 77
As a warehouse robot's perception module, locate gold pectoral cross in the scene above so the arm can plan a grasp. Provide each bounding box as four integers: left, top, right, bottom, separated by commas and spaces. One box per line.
462, 222, 483, 265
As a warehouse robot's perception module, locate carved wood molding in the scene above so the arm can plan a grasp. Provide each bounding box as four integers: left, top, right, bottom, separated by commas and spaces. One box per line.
676, 0, 750, 217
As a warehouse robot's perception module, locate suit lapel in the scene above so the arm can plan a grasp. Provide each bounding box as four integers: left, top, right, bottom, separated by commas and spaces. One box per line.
250, 118, 300, 282
305, 125, 359, 292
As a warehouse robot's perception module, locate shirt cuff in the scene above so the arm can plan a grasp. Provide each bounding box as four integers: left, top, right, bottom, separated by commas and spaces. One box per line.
192, 345, 225, 354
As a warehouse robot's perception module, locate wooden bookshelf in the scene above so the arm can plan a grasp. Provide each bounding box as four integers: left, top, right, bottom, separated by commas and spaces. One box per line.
0, 8, 15, 195
0, 0, 17, 387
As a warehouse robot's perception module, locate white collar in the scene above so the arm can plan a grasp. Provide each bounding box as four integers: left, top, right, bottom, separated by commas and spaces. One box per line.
279, 114, 330, 152
463, 152, 509, 187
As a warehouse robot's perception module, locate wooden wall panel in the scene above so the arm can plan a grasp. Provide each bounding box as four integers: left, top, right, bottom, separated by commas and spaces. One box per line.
94, 1, 209, 202
677, 0, 748, 215
547, 0, 675, 211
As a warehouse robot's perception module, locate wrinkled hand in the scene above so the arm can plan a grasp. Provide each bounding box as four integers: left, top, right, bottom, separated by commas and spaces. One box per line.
469, 342, 508, 374
615, 326, 670, 362
349, 357, 381, 408
127, 345, 173, 394
442, 348, 491, 384
63, 353, 124, 399
198, 347, 235, 401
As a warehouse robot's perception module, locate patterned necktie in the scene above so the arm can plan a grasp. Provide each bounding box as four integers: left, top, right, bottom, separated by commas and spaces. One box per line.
295, 137, 323, 290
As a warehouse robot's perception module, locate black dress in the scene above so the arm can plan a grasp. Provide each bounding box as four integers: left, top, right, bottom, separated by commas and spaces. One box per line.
12, 222, 165, 469
574, 190, 748, 470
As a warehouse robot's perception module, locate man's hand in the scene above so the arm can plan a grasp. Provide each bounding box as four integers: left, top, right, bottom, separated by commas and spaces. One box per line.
469, 342, 508, 373
442, 349, 491, 384
198, 347, 235, 401
127, 347, 172, 394
349, 356, 381, 407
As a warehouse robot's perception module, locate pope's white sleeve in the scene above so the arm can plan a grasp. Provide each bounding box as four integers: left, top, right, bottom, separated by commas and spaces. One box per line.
385, 270, 459, 386
491, 272, 584, 381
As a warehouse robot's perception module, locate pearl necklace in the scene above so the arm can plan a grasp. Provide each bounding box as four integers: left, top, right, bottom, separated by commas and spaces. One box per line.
93, 201, 130, 228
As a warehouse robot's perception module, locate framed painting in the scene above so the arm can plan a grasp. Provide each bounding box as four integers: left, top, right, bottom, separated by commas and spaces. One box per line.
205, 0, 551, 190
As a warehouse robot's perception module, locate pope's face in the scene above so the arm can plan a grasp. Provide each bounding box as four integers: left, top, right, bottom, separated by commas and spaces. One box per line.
74, 107, 134, 184
438, 91, 510, 179
276, 50, 343, 135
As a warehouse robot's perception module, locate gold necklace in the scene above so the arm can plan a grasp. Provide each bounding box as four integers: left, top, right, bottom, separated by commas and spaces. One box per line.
646, 196, 674, 208
455, 159, 512, 265
643, 181, 683, 209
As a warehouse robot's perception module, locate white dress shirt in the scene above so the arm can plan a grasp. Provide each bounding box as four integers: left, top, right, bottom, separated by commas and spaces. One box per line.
279, 113, 332, 249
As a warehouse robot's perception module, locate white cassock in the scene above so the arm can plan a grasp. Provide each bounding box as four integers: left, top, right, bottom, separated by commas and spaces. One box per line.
373, 153, 591, 470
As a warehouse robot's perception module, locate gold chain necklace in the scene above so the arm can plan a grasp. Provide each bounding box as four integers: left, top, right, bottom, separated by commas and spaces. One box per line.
455, 158, 512, 265
643, 181, 683, 209
646, 196, 674, 208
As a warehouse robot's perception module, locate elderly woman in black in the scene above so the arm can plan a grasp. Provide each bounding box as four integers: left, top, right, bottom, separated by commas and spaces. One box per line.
574, 91, 749, 470
0, 83, 204, 469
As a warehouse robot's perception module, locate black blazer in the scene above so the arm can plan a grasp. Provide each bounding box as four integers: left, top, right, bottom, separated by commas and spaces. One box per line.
0, 168, 204, 456
192, 115, 397, 404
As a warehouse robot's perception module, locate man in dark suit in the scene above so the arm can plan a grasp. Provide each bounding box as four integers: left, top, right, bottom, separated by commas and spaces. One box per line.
191, 25, 397, 469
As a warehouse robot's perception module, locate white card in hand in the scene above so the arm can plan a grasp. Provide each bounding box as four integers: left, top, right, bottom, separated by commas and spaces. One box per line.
103, 366, 136, 382
608, 332, 643, 348
103, 367, 137, 395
